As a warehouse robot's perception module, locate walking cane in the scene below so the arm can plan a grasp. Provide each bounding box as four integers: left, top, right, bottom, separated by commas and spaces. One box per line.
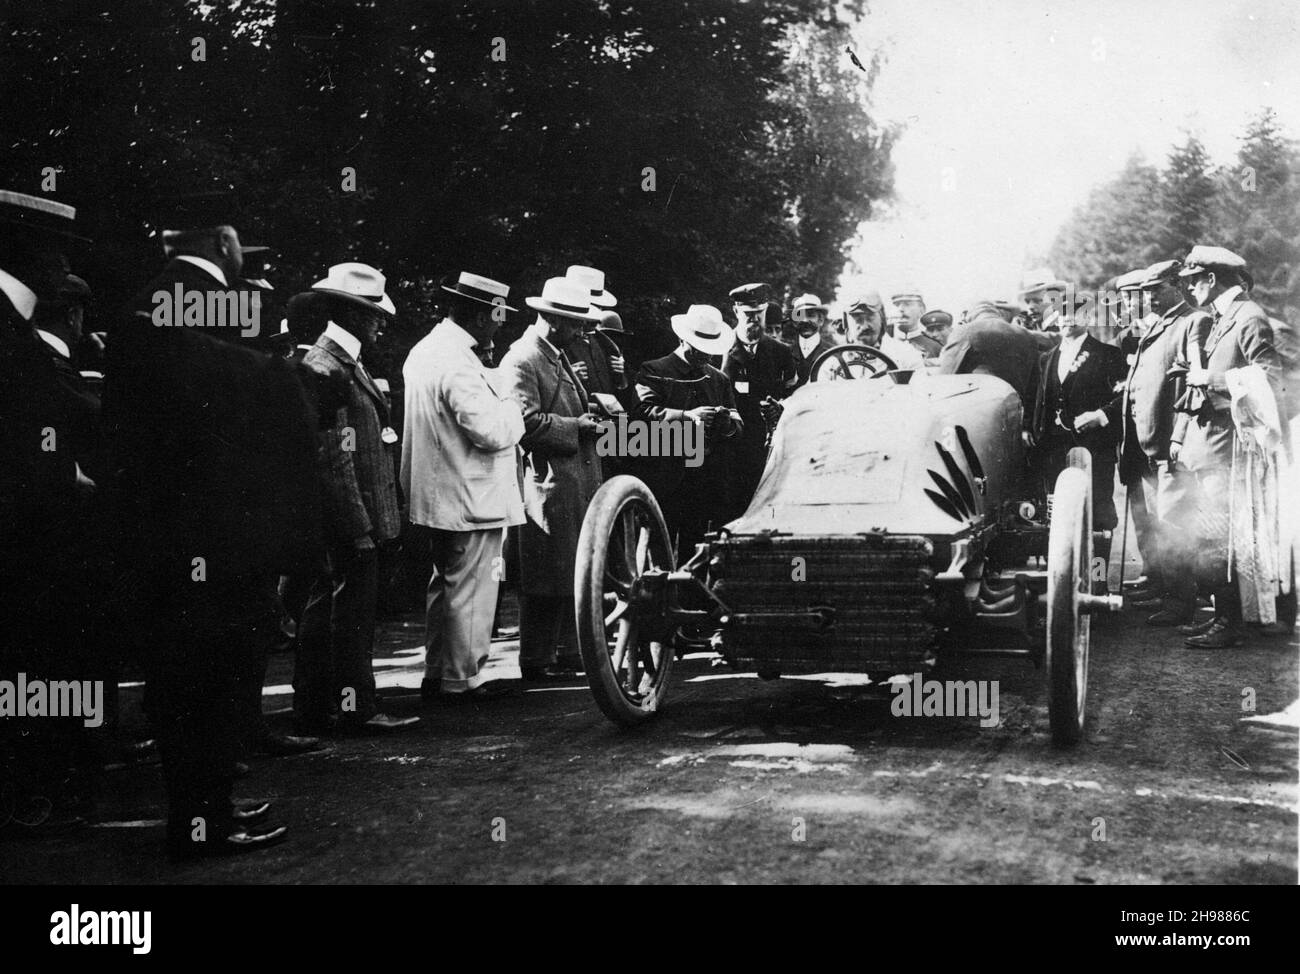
1114, 480, 1130, 597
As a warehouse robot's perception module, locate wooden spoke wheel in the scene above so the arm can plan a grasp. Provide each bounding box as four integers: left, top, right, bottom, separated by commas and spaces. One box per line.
1045, 448, 1094, 746
574, 475, 678, 725
808, 343, 898, 382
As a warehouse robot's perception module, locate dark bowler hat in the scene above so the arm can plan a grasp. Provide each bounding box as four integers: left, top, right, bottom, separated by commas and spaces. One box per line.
0, 189, 91, 243
52, 272, 92, 305
1138, 259, 1182, 290
240, 244, 275, 290
596, 309, 625, 334
441, 271, 518, 312
920, 309, 952, 329
151, 187, 241, 239
729, 282, 771, 311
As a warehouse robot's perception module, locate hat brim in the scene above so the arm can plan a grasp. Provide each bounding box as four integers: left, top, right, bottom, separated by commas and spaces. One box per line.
304, 287, 396, 316
1017, 281, 1068, 297
672, 316, 735, 355
440, 284, 518, 313
525, 295, 601, 322
1178, 264, 1253, 290
590, 290, 616, 309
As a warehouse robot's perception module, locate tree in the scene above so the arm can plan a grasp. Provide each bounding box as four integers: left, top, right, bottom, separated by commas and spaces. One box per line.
1154, 132, 1217, 258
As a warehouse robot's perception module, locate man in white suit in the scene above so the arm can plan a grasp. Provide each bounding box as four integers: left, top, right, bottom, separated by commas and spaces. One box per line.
401, 272, 525, 700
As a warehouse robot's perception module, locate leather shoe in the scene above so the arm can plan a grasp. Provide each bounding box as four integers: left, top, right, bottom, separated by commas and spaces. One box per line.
1146, 603, 1194, 627
169, 825, 288, 860
1126, 585, 1162, 602
338, 713, 420, 735
1185, 620, 1243, 649
420, 677, 441, 701
1178, 615, 1221, 637
256, 733, 324, 756
442, 680, 517, 702
232, 801, 272, 825
520, 664, 583, 682
1128, 593, 1165, 609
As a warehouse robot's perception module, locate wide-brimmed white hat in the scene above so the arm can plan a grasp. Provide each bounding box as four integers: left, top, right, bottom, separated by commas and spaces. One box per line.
566, 265, 616, 308
441, 270, 517, 311
309, 262, 396, 315
525, 276, 602, 322
671, 304, 735, 355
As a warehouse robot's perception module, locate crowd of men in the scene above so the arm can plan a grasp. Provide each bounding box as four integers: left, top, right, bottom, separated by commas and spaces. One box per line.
1, 187, 1293, 861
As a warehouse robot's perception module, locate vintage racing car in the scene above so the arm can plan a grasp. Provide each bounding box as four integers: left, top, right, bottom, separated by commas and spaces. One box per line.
573, 344, 1120, 745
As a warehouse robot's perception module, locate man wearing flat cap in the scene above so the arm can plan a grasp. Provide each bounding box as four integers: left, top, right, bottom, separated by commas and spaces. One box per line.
789, 293, 838, 387
633, 304, 743, 560
1170, 246, 1283, 647
294, 263, 419, 734
889, 289, 941, 358
722, 282, 797, 512
1017, 268, 1069, 333
500, 277, 606, 681
404, 271, 524, 699
1107, 260, 1209, 626
920, 309, 953, 349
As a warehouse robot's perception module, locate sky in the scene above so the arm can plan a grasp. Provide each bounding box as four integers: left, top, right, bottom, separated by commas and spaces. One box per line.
840, 0, 1300, 314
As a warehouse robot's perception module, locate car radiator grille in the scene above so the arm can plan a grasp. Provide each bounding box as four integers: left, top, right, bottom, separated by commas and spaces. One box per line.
713, 534, 937, 674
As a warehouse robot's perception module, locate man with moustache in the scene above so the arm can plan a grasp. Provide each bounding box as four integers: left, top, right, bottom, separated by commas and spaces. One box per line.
1031, 291, 1126, 581
890, 289, 942, 359
499, 277, 605, 681
789, 293, 838, 387
721, 283, 797, 512
1107, 260, 1210, 626
1171, 246, 1282, 648
633, 304, 743, 560
294, 263, 419, 734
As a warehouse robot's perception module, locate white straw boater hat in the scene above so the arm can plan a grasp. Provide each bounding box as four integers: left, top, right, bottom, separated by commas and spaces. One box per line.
671, 304, 735, 356
525, 276, 602, 322
565, 265, 616, 308
441, 270, 517, 312
309, 262, 396, 315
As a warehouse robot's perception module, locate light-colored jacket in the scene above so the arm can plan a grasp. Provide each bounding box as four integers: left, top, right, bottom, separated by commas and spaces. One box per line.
401, 318, 525, 532
498, 324, 603, 597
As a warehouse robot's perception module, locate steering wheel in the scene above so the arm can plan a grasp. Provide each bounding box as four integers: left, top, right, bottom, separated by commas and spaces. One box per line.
808, 343, 898, 382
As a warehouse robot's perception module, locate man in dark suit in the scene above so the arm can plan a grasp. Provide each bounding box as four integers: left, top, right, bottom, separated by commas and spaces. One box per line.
107, 198, 323, 858
722, 283, 796, 513
938, 303, 1048, 408
1171, 246, 1283, 648
1, 192, 101, 831
789, 293, 838, 387
1107, 261, 1209, 626
633, 305, 743, 560
1031, 293, 1127, 570
294, 263, 418, 735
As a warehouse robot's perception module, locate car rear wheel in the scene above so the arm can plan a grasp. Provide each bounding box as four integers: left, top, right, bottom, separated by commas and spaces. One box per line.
575, 476, 677, 726
1046, 449, 1093, 746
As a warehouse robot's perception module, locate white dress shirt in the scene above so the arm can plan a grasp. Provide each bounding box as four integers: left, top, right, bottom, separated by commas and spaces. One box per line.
798, 333, 820, 358
175, 254, 228, 286
1057, 333, 1086, 382
323, 321, 362, 362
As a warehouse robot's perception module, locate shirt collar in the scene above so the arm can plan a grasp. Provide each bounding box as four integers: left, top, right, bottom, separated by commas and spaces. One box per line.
527, 321, 563, 358
175, 254, 228, 287
0, 267, 37, 321
1212, 285, 1243, 316
1059, 332, 1086, 350
798, 333, 820, 356
439, 316, 478, 350
323, 321, 362, 362
35, 329, 71, 358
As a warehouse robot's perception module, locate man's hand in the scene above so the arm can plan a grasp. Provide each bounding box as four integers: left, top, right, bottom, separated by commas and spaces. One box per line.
759, 397, 783, 425
609, 354, 625, 378
685, 406, 719, 430
577, 413, 603, 437
1073, 409, 1106, 433
1169, 442, 1182, 464
571, 360, 589, 383
354, 534, 375, 552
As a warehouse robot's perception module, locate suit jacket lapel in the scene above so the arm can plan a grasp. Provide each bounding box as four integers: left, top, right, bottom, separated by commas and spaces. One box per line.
321, 336, 389, 419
